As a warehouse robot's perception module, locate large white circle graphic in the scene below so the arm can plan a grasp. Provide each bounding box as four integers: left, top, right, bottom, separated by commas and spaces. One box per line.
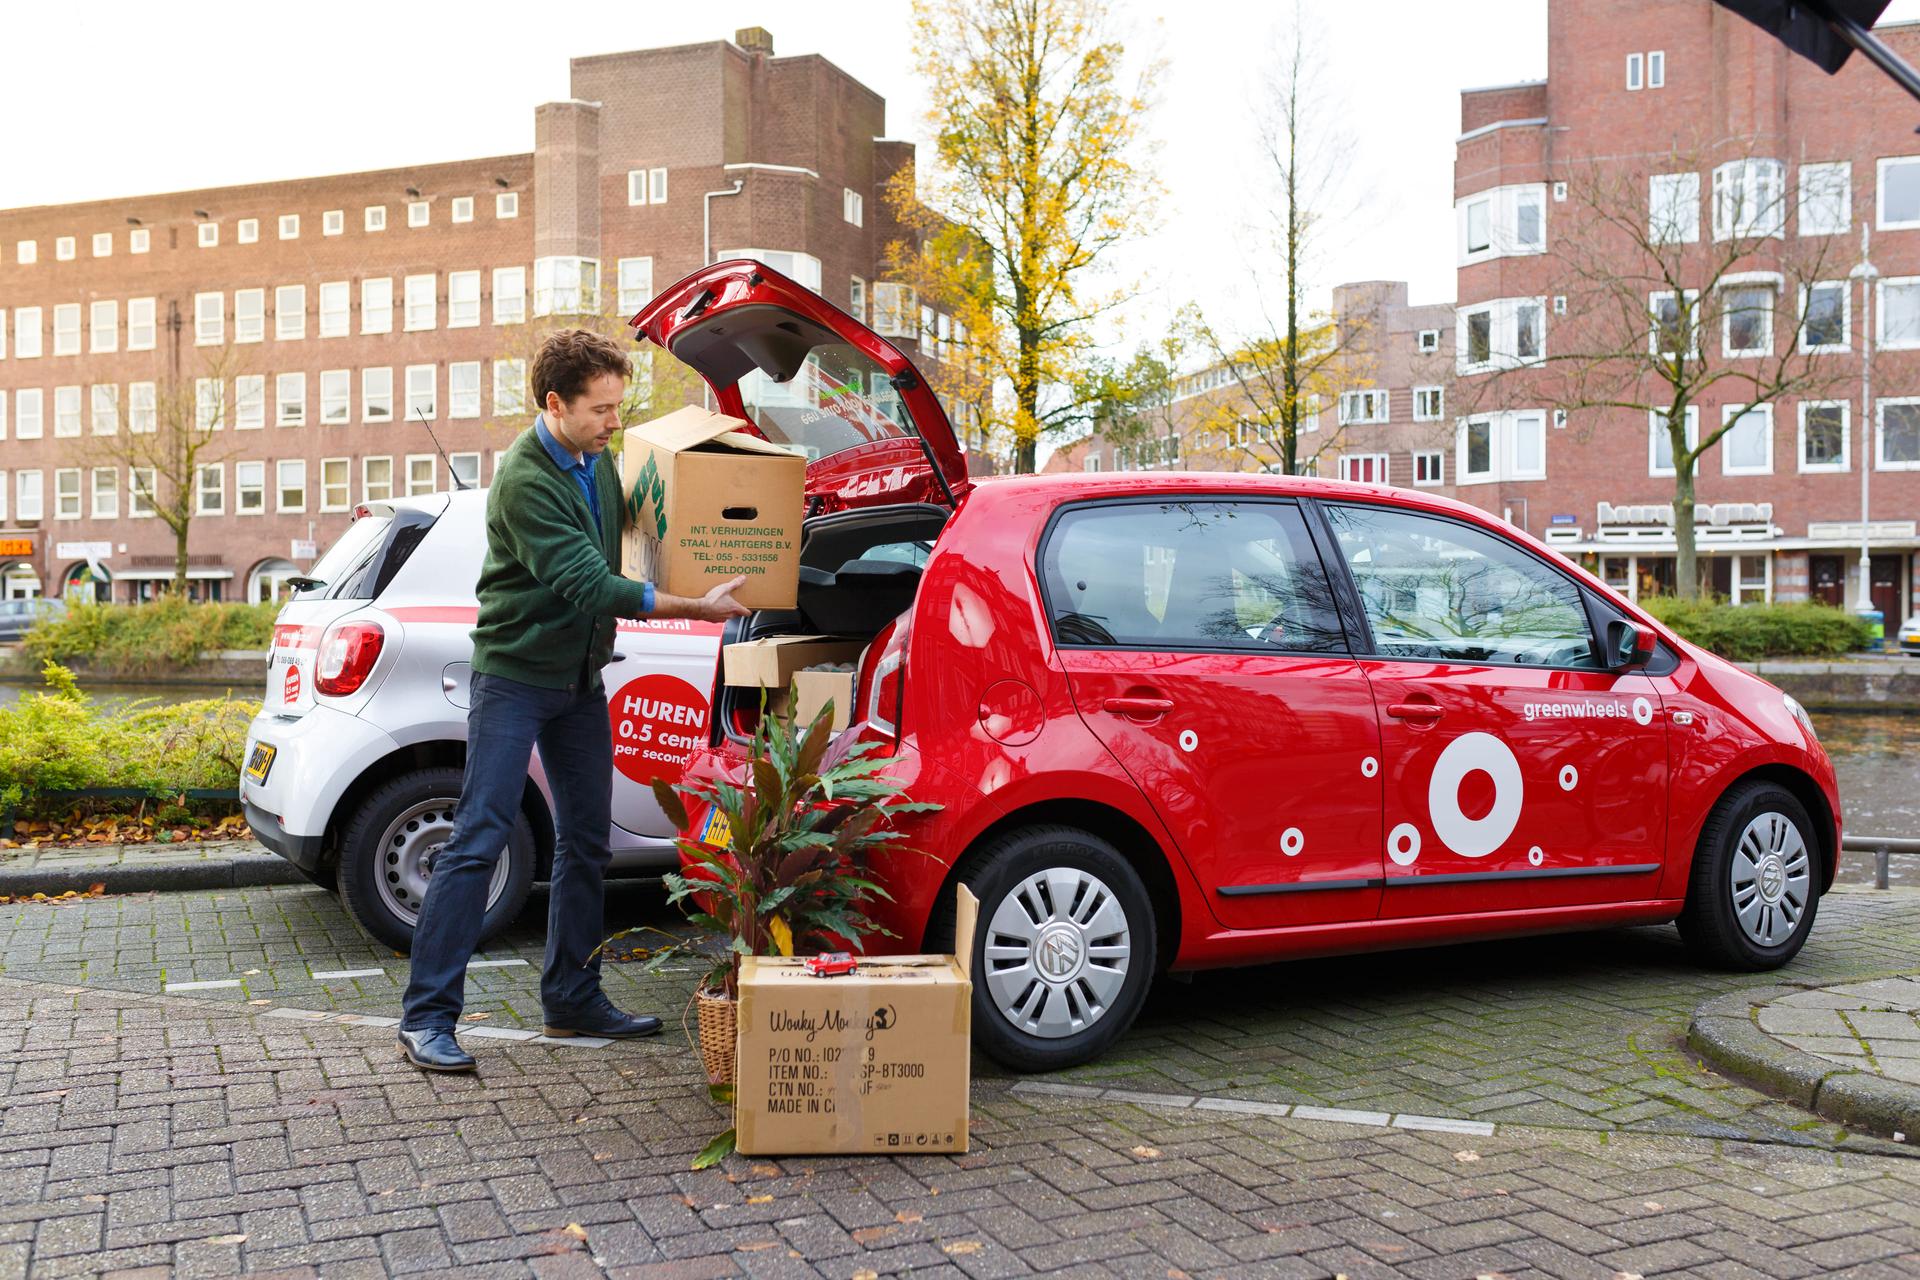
1427, 732, 1524, 859
1632, 696, 1654, 726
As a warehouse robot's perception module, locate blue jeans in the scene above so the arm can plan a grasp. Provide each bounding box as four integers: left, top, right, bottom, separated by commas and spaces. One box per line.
401, 672, 616, 1031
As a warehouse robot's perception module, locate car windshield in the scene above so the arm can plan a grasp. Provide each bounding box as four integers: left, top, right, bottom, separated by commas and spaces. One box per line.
735, 341, 916, 463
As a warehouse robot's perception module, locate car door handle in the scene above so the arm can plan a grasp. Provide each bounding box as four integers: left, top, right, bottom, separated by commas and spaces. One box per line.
1103, 696, 1175, 716
1386, 702, 1444, 723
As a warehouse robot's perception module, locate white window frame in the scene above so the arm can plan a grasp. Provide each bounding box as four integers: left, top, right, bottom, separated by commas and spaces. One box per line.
1711, 158, 1786, 240
403, 274, 436, 331
52, 304, 80, 356
129, 228, 149, 254
195, 463, 224, 515
237, 218, 258, 245
447, 271, 481, 328
1412, 386, 1445, 422
450, 196, 473, 224
234, 289, 264, 344
1457, 297, 1548, 373
1457, 184, 1548, 266
54, 385, 80, 438
89, 300, 117, 354
361, 277, 393, 335
278, 214, 299, 241
1648, 50, 1665, 88
1626, 53, 1644, 90
319, 458, 351, 512
91, 467, 118, 519
1877, 156, 1920, 230
1413, 450, 1445, 486
1721, 283, 1774, 358
716, 248, 821, 291
1337, 390, 1389, 425
843, 188, 864, 226
532, 257, 600, 315
276, 372, 306, 428
129, 468, 156, 518
195, 379, 224, 431
407, 200, 429, 228
628, 170, 650, 205
319, 370, 351, 426
364, 205, 387, 232
235, 460, 266, 515
14, 240, 35, 265
1719, 403, 1774, 476
16, 471, 42, 522
494, 359, 527, 416
128, 298, 156, 351
1649, 172, 1701, 244
363, 367, 393, 423
318, 281, 350, 337
496, 192, 519, 219
128, 382, 156, 434
89, 384, 117, 436
1649, 289, 1701, 358
1460, 416, 1496, 483
198, 221, 219, 248
1799, 281, 1850, 354
649, 167, 667, 203
849, 276, 866, 322
405, 454, 437, 496
616, 258, 654, 315
275, 284, 306, 341
1649, 406, 1701, 477
323, 209, 344, 236
1510, 410, 1546, 479
448, 362, 481, 419
362, 457, 394, 504
1877, 276, 1920, 350
53, 468, 82, 520
276, 459, 307, 514
1876, 397, 1920, 471
449, 452, 481, 490
14, 307, 40, 359
492, 267, 526, 324
16, 389, 42, 439
1798, 161, 1851, 236
405, 364, 436, 421
1416, 329, 1439, 353
1338, 453, 1390, 484
235, 375, 266, 431
1797, 400, 1850, 474
91, 232, 112, 258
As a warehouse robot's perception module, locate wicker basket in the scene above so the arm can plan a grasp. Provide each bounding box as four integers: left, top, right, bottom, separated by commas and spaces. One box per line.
694, 988, 737, 1086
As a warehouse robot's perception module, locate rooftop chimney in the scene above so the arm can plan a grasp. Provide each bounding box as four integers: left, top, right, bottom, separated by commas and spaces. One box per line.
735, 26, 774, 56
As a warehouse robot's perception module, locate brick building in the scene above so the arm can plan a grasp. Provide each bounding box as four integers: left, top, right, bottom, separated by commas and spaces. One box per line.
1445, 0, 1920, 623
0, 27, 957, 603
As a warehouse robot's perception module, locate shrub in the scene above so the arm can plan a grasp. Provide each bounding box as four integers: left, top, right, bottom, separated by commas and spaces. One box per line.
23, 597, 277, 674
0, 662, 253, 811
1639, 596, 1872, 660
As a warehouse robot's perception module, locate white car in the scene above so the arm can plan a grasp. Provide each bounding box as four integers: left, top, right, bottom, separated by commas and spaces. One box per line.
239, 489, 725, 950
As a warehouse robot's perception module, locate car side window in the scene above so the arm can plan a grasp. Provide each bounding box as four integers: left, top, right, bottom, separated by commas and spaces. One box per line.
1324, 503, 1601, 668
1041, 500, 1345, 652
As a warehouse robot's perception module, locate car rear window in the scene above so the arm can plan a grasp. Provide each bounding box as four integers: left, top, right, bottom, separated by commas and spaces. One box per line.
301, 507, 437, 601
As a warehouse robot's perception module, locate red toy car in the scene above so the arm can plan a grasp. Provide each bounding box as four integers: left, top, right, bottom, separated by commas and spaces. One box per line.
804, 952, 860, 978
634, 261, 1841, 1073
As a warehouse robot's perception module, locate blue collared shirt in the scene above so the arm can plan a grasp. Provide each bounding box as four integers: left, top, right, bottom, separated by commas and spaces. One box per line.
534, 414, 654, 614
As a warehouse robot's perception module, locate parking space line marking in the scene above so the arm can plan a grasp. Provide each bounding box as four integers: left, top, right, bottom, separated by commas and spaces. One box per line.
457, 1025, 540, 1041
311, 968, 386, 980
1393, 1113, 1496, 1136
163, 979, 242, 992
264, 1008, 330, 1021
1288, 1105, 1393, 1127
1105, 1088, 1194, 1108
467, 959, 530, 969
1193, 1096, 1293, 1118
333, 1013, 400, 1027
1012, 1080, 1492, 1136
533, 1034, 614, 1048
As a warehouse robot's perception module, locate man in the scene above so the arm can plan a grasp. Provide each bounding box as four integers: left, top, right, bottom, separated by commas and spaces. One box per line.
398, 328, 750, 1073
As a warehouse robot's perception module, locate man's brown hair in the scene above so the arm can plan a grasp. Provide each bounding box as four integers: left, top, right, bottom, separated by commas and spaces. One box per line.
531, 328, 631, 410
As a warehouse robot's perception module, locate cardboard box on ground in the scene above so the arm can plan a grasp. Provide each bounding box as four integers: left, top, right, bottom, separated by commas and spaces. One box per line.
620, 405, 807, 611
723, 636, 862, 731
734, 889, 977, 1155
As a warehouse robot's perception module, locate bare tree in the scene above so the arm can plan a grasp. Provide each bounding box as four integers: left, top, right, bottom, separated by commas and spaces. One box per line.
491, 283, 705, 438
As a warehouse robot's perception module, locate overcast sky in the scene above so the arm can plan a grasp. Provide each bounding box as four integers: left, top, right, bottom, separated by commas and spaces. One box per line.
6, 0, 1919, 359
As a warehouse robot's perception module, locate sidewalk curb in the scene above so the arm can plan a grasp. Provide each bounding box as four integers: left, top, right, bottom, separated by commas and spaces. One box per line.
0, 854, 305, 896
1688, 986, 1920, 1141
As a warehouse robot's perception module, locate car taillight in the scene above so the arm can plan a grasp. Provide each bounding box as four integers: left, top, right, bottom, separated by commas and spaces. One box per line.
314, 620, 385, 697
866, 613, 910, 740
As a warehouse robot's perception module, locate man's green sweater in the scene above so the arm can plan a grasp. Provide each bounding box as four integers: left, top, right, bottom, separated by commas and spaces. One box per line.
470, 425, 652, 690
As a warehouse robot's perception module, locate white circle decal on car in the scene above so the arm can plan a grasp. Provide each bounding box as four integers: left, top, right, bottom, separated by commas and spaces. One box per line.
1632, 696, 1654, 726
1529, 845, 1544, 867
1388, 823, 1421, 867
1559, 764, 1579, 791
1427, 732, 1523, 859
1281, 827, 1304, 857
1178, 729, 1198, 753
1361, 756, 1379, 778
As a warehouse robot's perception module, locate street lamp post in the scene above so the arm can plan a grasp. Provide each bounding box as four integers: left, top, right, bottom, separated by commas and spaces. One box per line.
1851, 222, 1878, 613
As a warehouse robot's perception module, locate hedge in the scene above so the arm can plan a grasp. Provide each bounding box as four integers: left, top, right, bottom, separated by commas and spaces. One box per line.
1638, 596, 1872, 660
22, 597, 277, 674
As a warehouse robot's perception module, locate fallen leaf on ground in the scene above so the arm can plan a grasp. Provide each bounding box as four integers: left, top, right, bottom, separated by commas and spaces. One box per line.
736, 1241, 779, 1251
202, 1234, 248, 1245
1642, 1201, 1663, 1212
83, 1194, 105, 1203
895, 1210, 922, 1224
746, 1194, 772, 1204
850, 1226, 895, 1245
561, 1223, 588, 1241
464, 1011, 490, 1021
249, 999, 271, 1007
1130, 1145, 1162, 1159
1453, 1150, 1480, 1163
943, 1241, 983, 1255
853, 1271, 879, 1280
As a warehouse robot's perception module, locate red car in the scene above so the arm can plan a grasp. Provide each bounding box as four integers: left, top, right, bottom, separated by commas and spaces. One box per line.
634, 262, 1840, 1072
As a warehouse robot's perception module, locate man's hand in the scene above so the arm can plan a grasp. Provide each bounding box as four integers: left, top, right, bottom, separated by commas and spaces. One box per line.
649, 576, 752, 622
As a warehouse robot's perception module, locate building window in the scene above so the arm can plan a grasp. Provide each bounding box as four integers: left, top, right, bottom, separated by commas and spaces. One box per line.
448, 271, 480, 328
1649, 406, 1700, 476
1649, 172, 1701, 243
126, 298, 155, 351
361, 277, 393, 335
275, 284, 306, 341
235, 375, 266, 430
405, 365, 436, 420
15, 390, 41, 439
616, 258, 654, 315
89, 300, 117, 353
407, 200, 429, 228
199, 222, 221, 246
628, 170, 649, 205
1800, 281, 1849, 352
1799, 401, 1848, 472
1648, 50, 1665, 88
15, 471, 41, 522
450, 452, 481, 489
90, 384, 117, 436
1416, 329, 1439, 352
451, 196, 473, 223
362, 457, 394, 504
1413, 450, 1444, 486
236, 461, 266, 514
277, 372, 306, 427
1650, 290, 1700, 357
449, 362, 481, 419
365, 205, 387, 232
1510, 410, 1545, 478
649, 167, 667, 203
1458, 185, 1547, 263
1515, 300, 1543, 359
276, 460, 307, 513
323, 209, 344, 236
128, 383, 156, 434
318, 281, 349, 337
129, 469, 156, 518
715, 248, 822, 292
54, 469, 82, 520
1722, 285, 1772, 356
1720, 404, 1772, 475
91, 467, 118, 519
1712, 158, 1785, 240
91, 232, 111, 258
532, 257, 599, 315
1878, 156, 1920, 229
195, 464, 224, 515
1339, 454, 1389, 484
319, 370, 351, 425
1461, 416, 1494, 481
1412, 386, 1445, 421
234, 289, 264, 344
14, 307, 40, 359
15, 240, 35, 265
320, 458, 351, 512
54, 386, 80, 437
871, 283, 917, 337
1798, 162, 1851, 236
1457, 298, 1546, 372
405, 455, 436, 496
1626, 52, 1644, 90
278, 214, 299, 240
363, 367, 393, 423
1877, 398, 1920, 470
494, 359, 528, 416
129, 228, 149, 254
1083, 454, 1102, 472
403, 274, 436, 330
1878, 276, 1920, 349
1465, 309, 1491, 365
850, 276, 866, 322
496, 192, 519, 218
53, 305, 80, 356
1337, 390, 1389, 425
493, 267, 526, 324
843, 188, 864, 226
1459, 411, 1547, 484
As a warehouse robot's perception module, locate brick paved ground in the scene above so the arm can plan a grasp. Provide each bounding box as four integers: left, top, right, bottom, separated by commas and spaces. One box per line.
3, 883, 1920, 1276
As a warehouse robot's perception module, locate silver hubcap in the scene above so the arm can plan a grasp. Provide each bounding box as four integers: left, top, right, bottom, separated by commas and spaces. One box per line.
374, 798, 509, 927
984, 867, 1131, 1040
1731, 811, 1811, 947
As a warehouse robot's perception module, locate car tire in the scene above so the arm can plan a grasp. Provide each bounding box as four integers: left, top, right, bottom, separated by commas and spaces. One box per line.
1678, 780, 1821, 971
335, 766, 535, 955
928, 825, 1156, 1073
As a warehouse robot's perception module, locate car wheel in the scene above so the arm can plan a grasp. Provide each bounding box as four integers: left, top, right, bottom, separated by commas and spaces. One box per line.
1678, 780, 1821, 971
335, 766, 535, 954
931, 826, 1156, 1073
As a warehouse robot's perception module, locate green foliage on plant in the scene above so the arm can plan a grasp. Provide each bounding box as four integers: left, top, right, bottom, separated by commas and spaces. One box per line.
653, 690, 940, 997
0, 661, 253, 810
1639, 596, 1873, 660
22, 598, 278, 674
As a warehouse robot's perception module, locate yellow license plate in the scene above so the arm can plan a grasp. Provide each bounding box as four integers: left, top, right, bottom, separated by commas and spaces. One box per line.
699, 807, 733, 848
244, 742, 276, 785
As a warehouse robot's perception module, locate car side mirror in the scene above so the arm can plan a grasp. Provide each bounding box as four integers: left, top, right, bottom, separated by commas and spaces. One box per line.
1606, 619, 1656, 671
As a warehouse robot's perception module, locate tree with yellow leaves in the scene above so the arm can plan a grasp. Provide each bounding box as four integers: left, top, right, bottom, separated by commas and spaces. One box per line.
888, 0, 1160, 473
